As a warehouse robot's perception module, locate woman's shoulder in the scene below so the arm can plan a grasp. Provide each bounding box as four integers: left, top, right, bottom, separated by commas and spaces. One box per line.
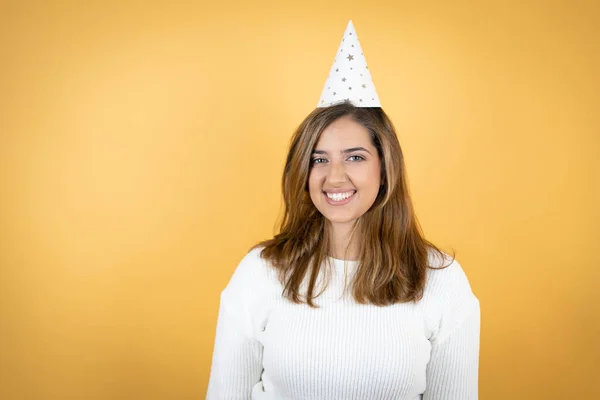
423, 248, 479, 307
223, 246, 277, 294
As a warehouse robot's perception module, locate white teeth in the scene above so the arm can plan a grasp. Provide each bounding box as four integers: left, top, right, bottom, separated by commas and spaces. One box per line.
326, 191, 355, 201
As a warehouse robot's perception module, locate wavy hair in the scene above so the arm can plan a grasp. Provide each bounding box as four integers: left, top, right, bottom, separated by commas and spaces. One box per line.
255, 101, 453, 307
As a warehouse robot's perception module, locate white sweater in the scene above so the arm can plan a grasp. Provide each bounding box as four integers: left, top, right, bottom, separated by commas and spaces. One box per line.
207, 248, 480, 400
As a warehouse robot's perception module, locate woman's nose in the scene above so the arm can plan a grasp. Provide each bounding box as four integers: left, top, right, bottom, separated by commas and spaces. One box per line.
327, 161, 347, 183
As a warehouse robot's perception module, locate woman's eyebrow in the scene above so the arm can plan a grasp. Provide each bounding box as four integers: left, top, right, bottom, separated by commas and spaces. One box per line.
343, 147, 371, 155
312, 147, 372, 155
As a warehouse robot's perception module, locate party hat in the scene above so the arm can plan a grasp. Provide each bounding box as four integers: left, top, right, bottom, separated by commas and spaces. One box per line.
317, 20, 381, 108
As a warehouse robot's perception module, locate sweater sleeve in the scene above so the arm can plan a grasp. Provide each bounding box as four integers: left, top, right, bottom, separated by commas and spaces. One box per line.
423, 256, 481, 400
206, 251, 264, 400
423, 301, 481, 399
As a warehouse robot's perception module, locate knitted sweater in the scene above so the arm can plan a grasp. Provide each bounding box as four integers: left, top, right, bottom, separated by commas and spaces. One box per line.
207, 247, 480, 399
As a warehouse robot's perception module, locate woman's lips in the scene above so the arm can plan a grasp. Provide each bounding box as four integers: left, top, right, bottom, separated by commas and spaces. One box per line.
323, 190, 356, 206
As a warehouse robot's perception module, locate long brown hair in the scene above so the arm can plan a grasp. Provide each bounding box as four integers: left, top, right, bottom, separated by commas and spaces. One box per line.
255, 101, 453, 307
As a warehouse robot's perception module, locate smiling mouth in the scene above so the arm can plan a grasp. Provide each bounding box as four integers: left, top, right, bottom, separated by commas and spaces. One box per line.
324, 190, 356, 202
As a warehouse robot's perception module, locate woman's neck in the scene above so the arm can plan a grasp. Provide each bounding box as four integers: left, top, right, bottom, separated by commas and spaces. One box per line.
327, 221, 360, 261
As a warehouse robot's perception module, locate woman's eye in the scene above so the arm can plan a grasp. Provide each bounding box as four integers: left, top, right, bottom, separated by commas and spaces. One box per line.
348, 155, 365, 162
311, 158, 327, 164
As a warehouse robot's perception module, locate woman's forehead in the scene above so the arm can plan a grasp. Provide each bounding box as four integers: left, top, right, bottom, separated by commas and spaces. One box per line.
316, 117, 372, 148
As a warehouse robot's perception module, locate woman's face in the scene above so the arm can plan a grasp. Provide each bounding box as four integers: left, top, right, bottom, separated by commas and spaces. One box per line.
308, 116, 382, 227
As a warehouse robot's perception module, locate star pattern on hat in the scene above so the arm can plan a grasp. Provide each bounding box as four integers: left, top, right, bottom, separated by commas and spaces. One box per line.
318, 21, 381, 108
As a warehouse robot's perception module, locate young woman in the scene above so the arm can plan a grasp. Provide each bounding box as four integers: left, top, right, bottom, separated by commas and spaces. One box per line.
206, 102, 481, 399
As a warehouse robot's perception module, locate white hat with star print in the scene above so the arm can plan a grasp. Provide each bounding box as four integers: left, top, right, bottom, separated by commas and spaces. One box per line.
317, 20, 381, 108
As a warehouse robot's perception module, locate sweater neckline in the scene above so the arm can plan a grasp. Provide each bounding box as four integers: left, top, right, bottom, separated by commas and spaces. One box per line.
328, 256, 360, 268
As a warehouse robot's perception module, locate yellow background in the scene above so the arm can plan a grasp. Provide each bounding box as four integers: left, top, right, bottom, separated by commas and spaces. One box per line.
1, 1, 598, 399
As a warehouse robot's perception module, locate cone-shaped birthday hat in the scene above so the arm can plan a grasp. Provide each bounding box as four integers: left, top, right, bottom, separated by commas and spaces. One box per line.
318, 20, 381, 108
